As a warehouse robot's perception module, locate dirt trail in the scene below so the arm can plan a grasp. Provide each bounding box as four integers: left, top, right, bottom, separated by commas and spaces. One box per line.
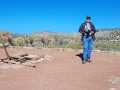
0, 47, 120, 90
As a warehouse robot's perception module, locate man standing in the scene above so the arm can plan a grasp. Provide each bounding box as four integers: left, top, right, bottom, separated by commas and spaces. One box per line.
79, 16, 96, 64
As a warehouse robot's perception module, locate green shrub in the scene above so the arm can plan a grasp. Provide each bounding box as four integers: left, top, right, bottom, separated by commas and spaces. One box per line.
94, 42, 120, 51
13, 37, 26, 46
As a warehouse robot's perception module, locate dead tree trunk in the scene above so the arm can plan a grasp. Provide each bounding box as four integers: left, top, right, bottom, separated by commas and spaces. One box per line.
0, 35, 11, 60
3, 43, 11, 60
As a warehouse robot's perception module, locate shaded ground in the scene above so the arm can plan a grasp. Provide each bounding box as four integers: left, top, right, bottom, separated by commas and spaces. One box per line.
0, 47, 120, 90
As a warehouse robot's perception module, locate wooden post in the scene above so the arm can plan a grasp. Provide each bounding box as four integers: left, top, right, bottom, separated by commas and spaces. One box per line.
0, 35, 11, 60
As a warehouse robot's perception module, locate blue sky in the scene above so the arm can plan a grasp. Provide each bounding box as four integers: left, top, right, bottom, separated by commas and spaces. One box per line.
0, 0, 120, 34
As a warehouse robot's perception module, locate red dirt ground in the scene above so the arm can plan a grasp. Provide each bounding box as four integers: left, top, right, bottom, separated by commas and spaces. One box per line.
0, 47, 120, 90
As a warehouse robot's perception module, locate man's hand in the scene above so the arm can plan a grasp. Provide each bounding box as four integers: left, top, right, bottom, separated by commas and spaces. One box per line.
91, 31, 94, 34
85, 29, 88, 32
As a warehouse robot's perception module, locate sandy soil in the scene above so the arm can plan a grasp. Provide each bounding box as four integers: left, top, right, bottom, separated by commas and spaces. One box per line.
0, 47, 120, 90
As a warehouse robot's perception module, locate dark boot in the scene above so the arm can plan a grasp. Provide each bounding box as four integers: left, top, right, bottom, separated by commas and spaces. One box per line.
86, 58, 92, 62
82, 60, 86, 64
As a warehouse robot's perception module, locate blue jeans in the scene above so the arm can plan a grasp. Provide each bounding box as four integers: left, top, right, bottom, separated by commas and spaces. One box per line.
82, 36, 94, 60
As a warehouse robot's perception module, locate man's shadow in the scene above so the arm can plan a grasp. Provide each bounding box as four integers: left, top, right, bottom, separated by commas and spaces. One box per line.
76, 53, 83, 61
